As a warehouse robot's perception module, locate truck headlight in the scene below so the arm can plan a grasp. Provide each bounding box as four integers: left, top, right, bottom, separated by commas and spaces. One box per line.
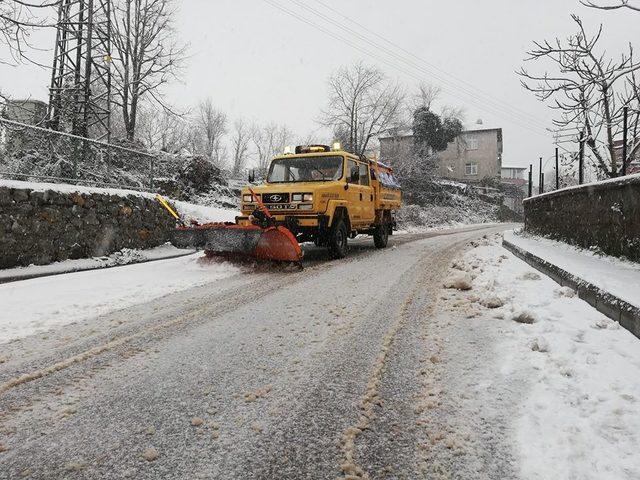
292, 193, 303, 202
243, 194, 253, 202
303, 193, 313, 202
298, 204, 313, 210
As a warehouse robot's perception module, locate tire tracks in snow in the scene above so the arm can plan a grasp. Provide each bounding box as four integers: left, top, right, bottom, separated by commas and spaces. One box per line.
338, 291, 418, 479
0, 228, 491, 398
338, 239, 464, 479
0, 225, 508, 451
0, 225, 510, 478
0, 259, 335, 399
336, 228, 509, 479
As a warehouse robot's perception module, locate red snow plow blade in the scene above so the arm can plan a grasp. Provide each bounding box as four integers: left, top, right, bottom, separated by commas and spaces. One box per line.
159, 190, 303, 264
172, 222, 303, 263
253, 225, 303, 262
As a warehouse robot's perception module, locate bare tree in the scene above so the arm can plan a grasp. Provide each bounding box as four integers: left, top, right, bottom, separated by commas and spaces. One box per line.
409, 82, 465, 124
624, 66, 640, 161
195, 99, 227, 166
295, 130, 319, 147
412, 82, 442, 111
251, 122, 293, 172
518, 15, 640, 177
231, 118, 250, 176
0, 0, 58, 67
321, 63, 404, 156
581, 0, 640, 11
136, 104, 191, 153
111, 0, 187, 141
0, 0, 57, 119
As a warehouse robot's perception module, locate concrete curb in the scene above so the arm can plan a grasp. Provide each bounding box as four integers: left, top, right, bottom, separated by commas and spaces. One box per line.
0, 250, 196, 285
502, 239, 640, 340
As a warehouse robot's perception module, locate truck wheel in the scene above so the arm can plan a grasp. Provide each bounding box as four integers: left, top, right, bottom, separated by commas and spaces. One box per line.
373, 222, 389, 248
327, 218, 348, 259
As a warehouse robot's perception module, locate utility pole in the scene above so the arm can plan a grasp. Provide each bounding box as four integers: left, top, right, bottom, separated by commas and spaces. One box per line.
622, 105, 628, 176
555, 147, 559, 190
528, 164, 533, 197
578, 131, 585, 185
48, 0, 112, 141
538, 157, 543, 194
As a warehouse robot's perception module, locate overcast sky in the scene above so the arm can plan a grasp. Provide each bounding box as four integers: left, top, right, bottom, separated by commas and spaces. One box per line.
0, 0, 637, 170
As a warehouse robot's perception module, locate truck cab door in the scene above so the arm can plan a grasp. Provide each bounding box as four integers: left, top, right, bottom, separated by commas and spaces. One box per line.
358, 163, 375, 224
346, 160, 362, 226
346, 160, 375, 227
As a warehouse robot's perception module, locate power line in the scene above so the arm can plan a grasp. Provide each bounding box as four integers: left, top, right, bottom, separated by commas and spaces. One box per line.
262, 0, 550, 138
282, 0, 550, 132
306, 0, 549, 129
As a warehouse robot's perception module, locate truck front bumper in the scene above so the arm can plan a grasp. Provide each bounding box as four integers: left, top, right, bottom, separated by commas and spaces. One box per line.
276, 215, 324, 228
240, 211, 328, 229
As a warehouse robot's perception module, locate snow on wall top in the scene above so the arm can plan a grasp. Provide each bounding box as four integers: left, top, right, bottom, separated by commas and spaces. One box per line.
0, 179, 238, 224
524, 172, 640, 202
0, 179, 156, 200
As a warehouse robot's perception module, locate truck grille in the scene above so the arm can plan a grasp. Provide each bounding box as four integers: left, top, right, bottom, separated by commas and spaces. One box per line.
262, 193, 290, 204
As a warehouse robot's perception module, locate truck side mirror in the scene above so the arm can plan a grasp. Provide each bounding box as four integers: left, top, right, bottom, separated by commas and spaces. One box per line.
248, 169, 255, 183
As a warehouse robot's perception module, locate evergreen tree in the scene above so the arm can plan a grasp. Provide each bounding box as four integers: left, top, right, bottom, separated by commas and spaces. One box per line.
412, 107, 463, 156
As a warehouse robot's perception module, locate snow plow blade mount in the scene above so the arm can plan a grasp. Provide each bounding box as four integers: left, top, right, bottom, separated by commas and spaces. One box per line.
172, 223, 303, 263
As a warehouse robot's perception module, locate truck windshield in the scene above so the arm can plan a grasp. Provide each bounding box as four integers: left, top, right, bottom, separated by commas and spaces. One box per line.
267, 155, 344, 183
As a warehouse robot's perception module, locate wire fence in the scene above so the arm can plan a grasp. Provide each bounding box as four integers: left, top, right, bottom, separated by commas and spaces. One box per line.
0, 118, 158, 190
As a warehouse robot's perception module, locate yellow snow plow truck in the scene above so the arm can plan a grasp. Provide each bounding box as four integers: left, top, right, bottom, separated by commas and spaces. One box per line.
168, 144, 402, 262
238, 144, 402, 259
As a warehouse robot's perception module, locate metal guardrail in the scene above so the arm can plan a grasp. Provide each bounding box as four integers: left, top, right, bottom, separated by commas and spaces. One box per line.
0, 118, 157, 190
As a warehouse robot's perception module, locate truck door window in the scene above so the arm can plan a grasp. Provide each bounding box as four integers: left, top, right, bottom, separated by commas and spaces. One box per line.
359, 164, 369, 186
347, 160, 359, 183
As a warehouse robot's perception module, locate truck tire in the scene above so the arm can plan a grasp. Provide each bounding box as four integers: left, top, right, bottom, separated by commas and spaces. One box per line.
327, 218, 348, 259
373, 222, 389, 248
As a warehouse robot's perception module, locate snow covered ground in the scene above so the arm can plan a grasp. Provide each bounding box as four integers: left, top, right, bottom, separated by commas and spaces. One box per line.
455, 236, 640, 480
0, 253, 240, 344
0, 243, 194, 283
396, 221, 503, 235
396, 201, 501, 231
505, 229, 640, 309
172, 199, 236, 224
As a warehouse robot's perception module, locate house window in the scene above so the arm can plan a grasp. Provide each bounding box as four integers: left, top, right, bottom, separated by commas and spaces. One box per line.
465, 163, 478, 176
466, 137, 479, 151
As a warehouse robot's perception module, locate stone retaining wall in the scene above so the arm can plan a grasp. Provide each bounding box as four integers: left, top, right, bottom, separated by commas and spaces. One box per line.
0, 186, 175, 269
524, 174, 640, 262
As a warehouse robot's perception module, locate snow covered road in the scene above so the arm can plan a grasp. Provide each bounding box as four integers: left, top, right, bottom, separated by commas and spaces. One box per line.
1, 224, 639, 480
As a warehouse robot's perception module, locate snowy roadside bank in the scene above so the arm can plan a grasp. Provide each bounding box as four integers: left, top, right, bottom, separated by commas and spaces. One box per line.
504, 229, 640, 310
0, 254, 241, 344
445, 235, 640, 479
396, 221, 505, 235
0, 243, 195, 284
